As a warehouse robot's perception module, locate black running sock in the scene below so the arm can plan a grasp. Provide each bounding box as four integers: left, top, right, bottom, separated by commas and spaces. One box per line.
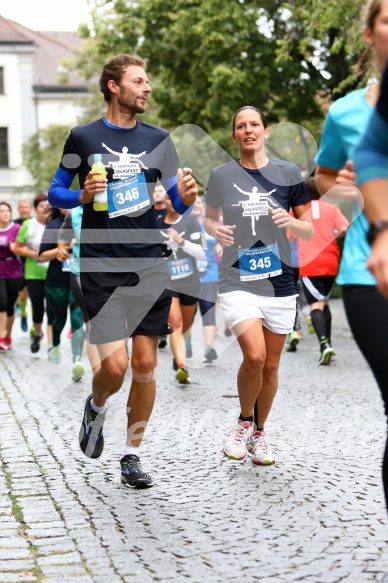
323, 304, 332, 345
310, 308, 326, 344
239, 414, 253, 423
253, 399, 258, 428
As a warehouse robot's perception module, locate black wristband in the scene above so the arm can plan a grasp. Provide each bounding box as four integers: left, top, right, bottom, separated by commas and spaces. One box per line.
367, 221, 388, 245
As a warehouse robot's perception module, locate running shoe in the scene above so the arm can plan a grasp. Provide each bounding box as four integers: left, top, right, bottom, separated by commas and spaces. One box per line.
0, 338, 8, 352
29, 326, 36, 338
3, 336, 11, 350
120, 454, 153, 488
79, 394, 106, 459
21, 316, 28, 332
48, 345, 61, 364
72, 356, 85, 382
224, 324, 232, 337
286, 330, 300, 352
203, 347, 218, 364
31, 331, 43, 354
176, 367, 190, 384
306, 316, 314, 335
223, 420, 254, 461
186, 336, 193, 358
318, 342, 335, 366
158, 335, 167, 349
249, 430, 275, 465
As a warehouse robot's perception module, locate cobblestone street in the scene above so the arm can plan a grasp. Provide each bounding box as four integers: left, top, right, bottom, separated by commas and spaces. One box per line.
0, 298, 387, 582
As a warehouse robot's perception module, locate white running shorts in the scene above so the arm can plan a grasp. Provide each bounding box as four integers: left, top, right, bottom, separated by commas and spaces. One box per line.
219, 290, 297, 334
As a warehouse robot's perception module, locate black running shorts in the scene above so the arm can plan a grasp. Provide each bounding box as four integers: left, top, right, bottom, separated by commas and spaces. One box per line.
80, 263, 172, 344
301, 275, 335, 305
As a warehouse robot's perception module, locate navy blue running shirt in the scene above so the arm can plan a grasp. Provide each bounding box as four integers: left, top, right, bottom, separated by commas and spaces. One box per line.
206, 158, 310, 297
49, 118, 185, 271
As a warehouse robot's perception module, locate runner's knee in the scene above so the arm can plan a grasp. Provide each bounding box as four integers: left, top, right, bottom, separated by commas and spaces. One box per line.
131, 368, 156, 382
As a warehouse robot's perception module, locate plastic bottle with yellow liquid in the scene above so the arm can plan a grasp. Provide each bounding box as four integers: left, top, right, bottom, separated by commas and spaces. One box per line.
92, 153, 108, 211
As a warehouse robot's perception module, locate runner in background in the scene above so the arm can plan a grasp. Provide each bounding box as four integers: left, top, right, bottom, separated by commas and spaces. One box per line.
14, 198, 33, 332
156, 193, 205, 383
190, 195, 222, 363
14, 194, 53, 354
294, 177, 349, 364
38, 207, 85, 381
151, 183, 169, 350
57, 206, 101, 375
0, 202, 24, 351
353, 60, 388, 513
315, 0, 388, 371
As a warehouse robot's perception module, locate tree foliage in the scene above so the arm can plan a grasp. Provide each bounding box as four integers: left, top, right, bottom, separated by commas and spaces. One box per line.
22, 125, 79, 193
74, 0, 368, 142
22, 0, 370, 187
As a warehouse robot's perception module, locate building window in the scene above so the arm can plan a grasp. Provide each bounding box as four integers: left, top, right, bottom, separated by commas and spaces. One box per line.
0, 68, 4, 94
0, 128, 9, 167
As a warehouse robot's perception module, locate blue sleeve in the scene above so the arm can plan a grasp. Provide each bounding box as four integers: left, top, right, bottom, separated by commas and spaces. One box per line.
48, 167, 82, 209
162, 176, 193, 215
354, 109, 388, 185
315, 110, 347, 170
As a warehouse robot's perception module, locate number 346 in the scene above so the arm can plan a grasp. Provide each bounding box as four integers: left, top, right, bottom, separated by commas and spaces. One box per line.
116, 188, 140, 205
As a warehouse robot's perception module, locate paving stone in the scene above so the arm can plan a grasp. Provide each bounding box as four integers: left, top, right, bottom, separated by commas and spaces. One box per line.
0, 574, 37, 583
37, 551, 82, 566
0, 548, 32, 560
40, 564, 89, 577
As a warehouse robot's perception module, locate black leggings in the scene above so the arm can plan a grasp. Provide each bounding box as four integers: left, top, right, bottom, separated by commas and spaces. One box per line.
342, 285, 388, 509
71, 274, 89, 322
45, 286, 83, 356
26, 279, 54, 325
0, 277, 24, 315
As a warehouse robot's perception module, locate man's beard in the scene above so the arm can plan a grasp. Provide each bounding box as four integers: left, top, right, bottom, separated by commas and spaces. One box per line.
117, 94, 146, 115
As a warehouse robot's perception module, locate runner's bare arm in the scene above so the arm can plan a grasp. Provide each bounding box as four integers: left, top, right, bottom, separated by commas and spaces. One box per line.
204, 204, 236, 247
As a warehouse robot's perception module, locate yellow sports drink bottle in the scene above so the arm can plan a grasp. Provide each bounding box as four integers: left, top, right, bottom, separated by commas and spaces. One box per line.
92, 153, 108, 211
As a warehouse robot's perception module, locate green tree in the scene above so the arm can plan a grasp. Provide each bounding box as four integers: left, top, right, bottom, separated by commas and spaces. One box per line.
22, 125, 79, 193
24, 0, 367, 186
74, 0, 367, 145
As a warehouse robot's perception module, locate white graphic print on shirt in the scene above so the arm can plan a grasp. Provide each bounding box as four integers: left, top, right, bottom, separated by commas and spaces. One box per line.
102, 142, 149, 179
231, 183, 278, 236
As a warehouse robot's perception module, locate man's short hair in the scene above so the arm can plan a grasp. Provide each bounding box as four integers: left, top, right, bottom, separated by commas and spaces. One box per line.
99, 54, 147, 103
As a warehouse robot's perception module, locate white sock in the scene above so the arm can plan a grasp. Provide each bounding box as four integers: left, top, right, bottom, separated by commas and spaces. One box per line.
122, 445, 139, 458
90, 399, 107, 414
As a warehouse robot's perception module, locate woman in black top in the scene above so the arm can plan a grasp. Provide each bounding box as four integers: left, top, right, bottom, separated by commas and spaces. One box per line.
156, 194, 205, 383
205, 106, 313, 464
39, 208, 85, 382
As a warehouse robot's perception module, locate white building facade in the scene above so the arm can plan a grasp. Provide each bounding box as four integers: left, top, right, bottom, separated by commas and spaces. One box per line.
0, 15, 88, 201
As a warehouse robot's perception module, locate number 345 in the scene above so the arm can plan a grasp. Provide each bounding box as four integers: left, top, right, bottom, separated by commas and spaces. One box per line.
116, 188, 140, 205
249, 257, 271, 270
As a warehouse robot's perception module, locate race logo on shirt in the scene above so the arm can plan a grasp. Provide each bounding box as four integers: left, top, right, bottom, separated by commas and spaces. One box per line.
102, 142, 148, 179
231, 182, 279, 236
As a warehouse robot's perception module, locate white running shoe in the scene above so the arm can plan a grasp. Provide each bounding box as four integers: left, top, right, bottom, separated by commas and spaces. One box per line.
318, 343, 335, 365
223, 420, 254, 461
250, 431, 275, 465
